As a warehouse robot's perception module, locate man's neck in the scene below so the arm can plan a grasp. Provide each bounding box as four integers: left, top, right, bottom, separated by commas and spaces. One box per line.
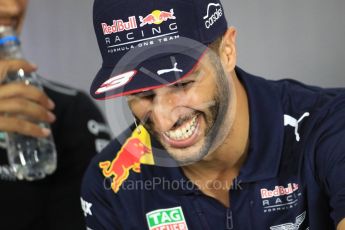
181, 72, 249, 206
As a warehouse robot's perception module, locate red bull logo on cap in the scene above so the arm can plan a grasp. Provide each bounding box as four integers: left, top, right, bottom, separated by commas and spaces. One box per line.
102, 16, 138, 35
100, 8, 179, 55
99, 125, 155, 193
139, 9, 176, 27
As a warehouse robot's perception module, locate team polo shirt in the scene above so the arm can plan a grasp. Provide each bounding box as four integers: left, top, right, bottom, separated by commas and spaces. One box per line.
81, 66, 345, 229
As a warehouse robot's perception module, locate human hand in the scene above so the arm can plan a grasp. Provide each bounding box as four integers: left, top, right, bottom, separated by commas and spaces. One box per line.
0, 59, 56, 137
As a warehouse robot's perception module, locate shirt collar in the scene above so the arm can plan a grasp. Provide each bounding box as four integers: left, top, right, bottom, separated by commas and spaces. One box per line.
235, 66, 284, 183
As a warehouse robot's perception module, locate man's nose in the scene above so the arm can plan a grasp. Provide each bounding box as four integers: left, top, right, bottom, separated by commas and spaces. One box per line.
149, 89, 183, 132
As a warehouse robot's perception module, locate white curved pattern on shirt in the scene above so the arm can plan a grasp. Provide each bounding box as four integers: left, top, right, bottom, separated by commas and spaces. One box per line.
87, 120, 111, 136
87, 120, 111, 153
284, 112, 310, 142
270, 211, 306, 230
203, 3, 221, 19
0, 165, 17, 181
81, 197, 93, 217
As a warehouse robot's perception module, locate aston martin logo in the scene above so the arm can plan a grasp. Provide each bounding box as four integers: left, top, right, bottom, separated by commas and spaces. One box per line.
270, 211, 306, 230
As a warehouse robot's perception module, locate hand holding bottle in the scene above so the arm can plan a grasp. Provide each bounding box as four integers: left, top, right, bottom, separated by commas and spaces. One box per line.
0, 26, 57, 180
0, 59, 56, 138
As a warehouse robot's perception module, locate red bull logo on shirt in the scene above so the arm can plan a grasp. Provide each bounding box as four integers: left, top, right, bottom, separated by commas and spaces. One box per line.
99, 125, 154, 193
261, 183, 299, 199
260, 183, 302, 213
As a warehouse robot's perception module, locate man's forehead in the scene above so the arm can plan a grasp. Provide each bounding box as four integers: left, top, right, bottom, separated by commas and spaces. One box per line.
125, 50, 212, 99
126, 69, 197, 98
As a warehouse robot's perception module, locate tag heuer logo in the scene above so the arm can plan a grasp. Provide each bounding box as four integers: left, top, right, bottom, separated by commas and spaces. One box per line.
146, 207, 188, 230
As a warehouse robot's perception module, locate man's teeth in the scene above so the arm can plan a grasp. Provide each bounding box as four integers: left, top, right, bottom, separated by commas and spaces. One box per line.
164, 116, 198, 141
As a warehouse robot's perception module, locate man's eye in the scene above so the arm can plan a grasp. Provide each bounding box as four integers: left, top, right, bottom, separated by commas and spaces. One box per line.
132, 90, 154, 99
173, 81, 194, 88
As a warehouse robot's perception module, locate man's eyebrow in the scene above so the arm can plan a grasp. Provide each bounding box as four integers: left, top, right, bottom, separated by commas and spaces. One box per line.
128, 65, 203, 97
130, 90, 155, 97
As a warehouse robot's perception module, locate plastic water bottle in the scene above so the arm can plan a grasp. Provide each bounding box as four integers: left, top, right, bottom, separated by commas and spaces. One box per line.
0, 26, 57, 181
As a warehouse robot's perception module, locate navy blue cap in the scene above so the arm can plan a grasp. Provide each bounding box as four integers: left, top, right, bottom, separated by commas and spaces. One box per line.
91, 0, 228, 100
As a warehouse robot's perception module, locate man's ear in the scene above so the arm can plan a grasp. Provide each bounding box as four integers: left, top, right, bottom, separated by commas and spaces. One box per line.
219, 27, 237, 73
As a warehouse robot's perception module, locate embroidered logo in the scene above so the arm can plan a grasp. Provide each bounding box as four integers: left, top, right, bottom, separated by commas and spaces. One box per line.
102, 16, 138, 35
95, 70, 137, 94
261, 183, 299, 199
87, 120, 111, 136
260, 183, 302, 213
146, 207, 189, 230
140, 9, 176, 27
270, 211, 306, 230
157, 62, 183, 75
99, 125, 154, 193
203, 3, 223, 29
80, 198, 93, 217
101, 9, 179, 55
284, 112, 310, 142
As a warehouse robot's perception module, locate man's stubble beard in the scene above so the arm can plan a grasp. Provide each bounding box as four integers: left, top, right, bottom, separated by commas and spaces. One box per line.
186, 52, 232, 165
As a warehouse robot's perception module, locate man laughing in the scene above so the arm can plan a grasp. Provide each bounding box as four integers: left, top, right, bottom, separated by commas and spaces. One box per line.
81, 0, 345, 229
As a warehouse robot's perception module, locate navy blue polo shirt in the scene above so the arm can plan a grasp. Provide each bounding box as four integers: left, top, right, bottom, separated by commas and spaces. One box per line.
81, 67, 345, 229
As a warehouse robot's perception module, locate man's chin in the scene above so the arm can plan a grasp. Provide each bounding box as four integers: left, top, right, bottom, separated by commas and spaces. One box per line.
163, 141, 210, 165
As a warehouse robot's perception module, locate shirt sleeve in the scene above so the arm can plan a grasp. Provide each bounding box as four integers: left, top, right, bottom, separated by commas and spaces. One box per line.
81, 157, 122, 230
315, 97, 345, 226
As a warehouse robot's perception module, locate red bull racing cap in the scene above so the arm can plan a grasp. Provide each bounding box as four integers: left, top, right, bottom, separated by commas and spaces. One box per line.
91, 0, 228, 100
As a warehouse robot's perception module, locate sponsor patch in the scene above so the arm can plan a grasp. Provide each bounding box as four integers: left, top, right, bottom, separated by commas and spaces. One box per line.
260, 183, 302, 213
140, 9, 176, 27
102, 9, 179, 54
95, 70, 137, 94
81, 198, 93, 217
146, 207, 188, 230
99, 125, 154, 193
203, 3, 223, 29
270, 211, 307, 230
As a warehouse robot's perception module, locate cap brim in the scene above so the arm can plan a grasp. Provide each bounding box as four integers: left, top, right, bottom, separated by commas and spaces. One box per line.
90, 39, 208, 100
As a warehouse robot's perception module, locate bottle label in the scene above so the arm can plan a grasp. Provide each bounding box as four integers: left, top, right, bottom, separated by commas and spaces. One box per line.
0, 132, 7, 149
0, 36, 19, 46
